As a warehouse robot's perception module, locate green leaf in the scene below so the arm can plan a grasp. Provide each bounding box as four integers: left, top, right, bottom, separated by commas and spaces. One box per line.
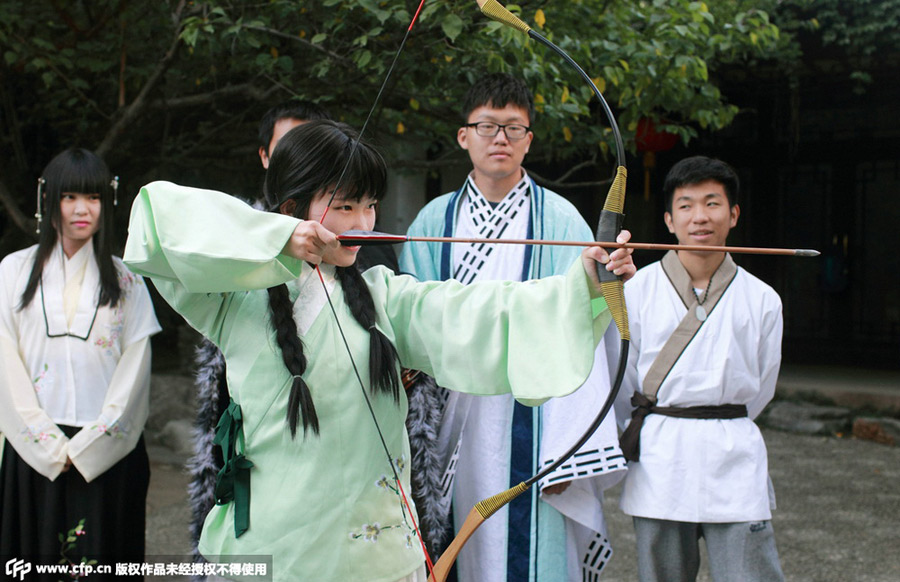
277, 56, 294, 72
181, 24, 200, 47
356, 50, 372, 69
32, 37, 53, 50
441, 14, 464, 42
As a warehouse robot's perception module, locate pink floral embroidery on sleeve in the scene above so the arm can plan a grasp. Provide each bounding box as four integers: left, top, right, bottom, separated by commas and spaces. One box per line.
32, 363, 50, 393
21, 424, 59, 443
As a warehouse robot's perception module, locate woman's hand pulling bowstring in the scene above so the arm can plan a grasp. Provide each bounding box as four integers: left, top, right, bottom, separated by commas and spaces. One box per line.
282, 220, 341, 264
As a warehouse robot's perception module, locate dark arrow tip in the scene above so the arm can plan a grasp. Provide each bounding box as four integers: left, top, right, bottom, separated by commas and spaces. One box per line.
338, 230, 406, 246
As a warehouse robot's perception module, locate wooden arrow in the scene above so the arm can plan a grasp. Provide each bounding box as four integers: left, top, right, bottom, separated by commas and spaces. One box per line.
338, 230, 820, 257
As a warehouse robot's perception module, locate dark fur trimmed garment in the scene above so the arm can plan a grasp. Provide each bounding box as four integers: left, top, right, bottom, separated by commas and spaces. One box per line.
187, 343, 451, 577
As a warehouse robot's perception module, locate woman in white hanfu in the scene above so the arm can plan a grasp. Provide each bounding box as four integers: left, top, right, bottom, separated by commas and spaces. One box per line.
0, 148, 160, 578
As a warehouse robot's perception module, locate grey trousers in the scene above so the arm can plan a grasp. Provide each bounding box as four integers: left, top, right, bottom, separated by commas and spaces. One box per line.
633, 517, 785, 582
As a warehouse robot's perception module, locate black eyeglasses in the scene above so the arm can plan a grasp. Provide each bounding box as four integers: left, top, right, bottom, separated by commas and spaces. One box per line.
464, 122, 531, 140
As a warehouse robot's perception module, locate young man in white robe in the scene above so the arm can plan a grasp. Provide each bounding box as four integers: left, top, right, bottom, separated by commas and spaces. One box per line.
616, 156, 785, 582
399, 73, 628, 582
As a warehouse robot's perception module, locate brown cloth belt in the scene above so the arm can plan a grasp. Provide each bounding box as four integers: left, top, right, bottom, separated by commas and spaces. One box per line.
619, 392, 748, 462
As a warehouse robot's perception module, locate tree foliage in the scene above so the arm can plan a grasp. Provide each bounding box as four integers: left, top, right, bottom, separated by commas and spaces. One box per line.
0, 0, 810, 245
773, 0, 900, 93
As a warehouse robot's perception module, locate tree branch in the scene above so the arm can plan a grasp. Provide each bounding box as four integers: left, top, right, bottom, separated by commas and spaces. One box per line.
390, 150, 469, 171
96, 0, 188, 157
242, 24, 353, 66
526, 169, 613, 191
147, 82, 278, 109
552, 159, 598, 183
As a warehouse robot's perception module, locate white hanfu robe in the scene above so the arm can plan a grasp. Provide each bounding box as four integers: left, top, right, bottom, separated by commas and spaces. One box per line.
617, 258, 782, 523
0, 242, 160, 482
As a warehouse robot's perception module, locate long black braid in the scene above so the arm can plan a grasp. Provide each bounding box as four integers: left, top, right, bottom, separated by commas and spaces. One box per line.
266, 284, 318, 436
263, 119, 401, 438
335, 265, 401, 402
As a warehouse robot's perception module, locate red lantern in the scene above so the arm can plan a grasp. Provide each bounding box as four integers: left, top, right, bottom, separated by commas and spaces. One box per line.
636, 118, 679, 201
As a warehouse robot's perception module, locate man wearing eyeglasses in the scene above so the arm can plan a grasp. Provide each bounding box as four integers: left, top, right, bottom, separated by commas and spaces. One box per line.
400, 73, 627, 582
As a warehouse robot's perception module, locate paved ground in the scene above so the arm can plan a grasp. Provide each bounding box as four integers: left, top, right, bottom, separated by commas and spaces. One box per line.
599, 427, 900, 582
145, 364, 900, 580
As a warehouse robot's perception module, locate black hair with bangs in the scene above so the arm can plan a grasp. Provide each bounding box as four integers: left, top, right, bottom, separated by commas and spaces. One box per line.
663, 156, 740, 214
263, 119, 387, 217
261, 119, 399, 438
461, 72, 535, 125
20, 148, 121, 310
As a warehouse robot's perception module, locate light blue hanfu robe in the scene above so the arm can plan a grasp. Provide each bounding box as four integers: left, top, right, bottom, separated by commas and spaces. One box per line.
400, 175, 626, 582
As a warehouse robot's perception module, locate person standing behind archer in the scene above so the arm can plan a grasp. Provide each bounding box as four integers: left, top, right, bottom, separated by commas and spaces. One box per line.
616, 156, 785, 582
257, 99, 331, 170
400, 73, 628, 582
0, 148, 160, 578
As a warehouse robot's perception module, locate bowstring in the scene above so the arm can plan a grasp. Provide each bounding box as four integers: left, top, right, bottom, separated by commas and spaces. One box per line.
312, 0, 435, 575
315, 267, 433, 571
319, 0, 425, 222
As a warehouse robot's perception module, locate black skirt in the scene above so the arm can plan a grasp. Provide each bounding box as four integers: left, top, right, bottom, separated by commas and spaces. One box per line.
0, 426, 150, 581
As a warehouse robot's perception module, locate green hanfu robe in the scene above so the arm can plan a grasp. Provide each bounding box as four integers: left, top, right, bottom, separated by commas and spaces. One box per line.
123, 181, 611, 582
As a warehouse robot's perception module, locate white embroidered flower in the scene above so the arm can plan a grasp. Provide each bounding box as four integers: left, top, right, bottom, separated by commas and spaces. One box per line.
118, 271, 136, 288
362, 523, 381, 542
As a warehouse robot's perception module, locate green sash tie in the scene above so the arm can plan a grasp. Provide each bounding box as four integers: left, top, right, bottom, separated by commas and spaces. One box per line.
213, 399, 254, 537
